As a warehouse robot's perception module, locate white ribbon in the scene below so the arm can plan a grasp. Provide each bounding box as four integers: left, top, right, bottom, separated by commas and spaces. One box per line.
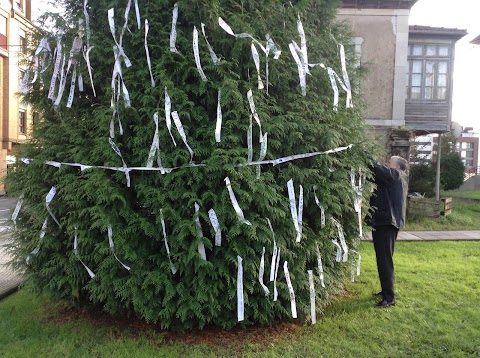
237, 255, 245, 322
45, 160, 61, 168
258, 247, 270, 296
160, 209, 177, 274
331, 239, 342, 262
164, 88, 177, 146
316, 243, 326, 288
215, 89, 222, 142
45, 186, 61, 227
83, 45, 96, 97
218, 17, 267, 53
267, 218, 277, 282
19, 69, 31, 94
313, 186, 326, 228
134, 0, 141, 29
287, 179, 302, 242
53, 53, 67, 107
332, 217, 348, 262
289, 42, 306, 96
193, 26, 208, 82
273, 247, 281, 301
224, 177, 251, 225
251, 43, 264, 90
48, 32, 63, 100
256, 133, 268, 179
27, 218, 48, 264
66, 64, 77, 108
78, 73, 84, 92
171, 111, 194, 162
74, 230, 96, 278
144, 20, 155, 87
308, 270, 316, 324
146, 112, 165, 173
169, 3, 179, 53
297, 17, 310, 76
247, 115, 253, 163
284, 261, 297, 318
11, 193, 24, 227
339, 44, 353, 108
194, 202, 207, 260
246, 90, 263, 142
201, 23, 220, 65
31, 37, 51, 85
208, 208, 221, 247
109, 138, 131, 187
107, 225, 131, 270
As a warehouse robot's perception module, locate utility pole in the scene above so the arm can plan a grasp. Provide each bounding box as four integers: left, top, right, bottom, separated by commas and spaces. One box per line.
435, 133, 442, 200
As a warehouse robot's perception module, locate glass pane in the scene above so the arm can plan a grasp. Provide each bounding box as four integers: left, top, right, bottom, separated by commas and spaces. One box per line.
437, 74, 447, 87
412, 45, 423, 56
412, 61, 422, 73
411, 74, 422, 86
425, 74, 434, 86
438, 62, 448, 74
424, 87, 433, 99
426, 61, 435, 73
426, 45, 436, 56
438, 46, 449, 56
411, 87, 421, 99
437, 87, 446, 99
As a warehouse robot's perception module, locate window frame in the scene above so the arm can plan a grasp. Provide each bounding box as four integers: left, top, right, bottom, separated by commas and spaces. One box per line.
19, 110, 27, 135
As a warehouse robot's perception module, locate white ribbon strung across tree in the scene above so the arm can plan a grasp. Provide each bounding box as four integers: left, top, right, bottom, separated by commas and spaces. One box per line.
193, 26, 208, 81
108, 138, 131, 187
169, 3, 179, 53
267, 218, 277, 282
48, 31, 64, 101
83, 0, 96, 97
251, 43, 264, 90
273, 247, 281, 301
247, 115, 253, 163
11, 193, 24, 227
160, 209, 177, 274
289, 42, 307, 96
339, 44, 353, 108
224, 176, 251, 225
171, 111, 195, 162
26, 218, 48, 264
331, 238, 342, 262
164, 87, 177, 146
30, 37, 51, 86
237, 255, 245, 322
144, 19, 155, 88
284, 261, 297, 318
256, 133, 268, 179
258, 247, 270, 296
316, 243, 326, 288
313, 186, 326, 228
208, 208, 222, 247
308, 269, 316, 324
201, 23, 221, 65
215, 89, 222, 142
246, 90, 263, 143
332, 217, 348, 262
107, 224, 131, 271
45, 186, 61, 227
194, 202, 207, 260
133, 0, 141, 29
145, 112, 167, 173
287, 179, 303, 243
74, 229, 96, 278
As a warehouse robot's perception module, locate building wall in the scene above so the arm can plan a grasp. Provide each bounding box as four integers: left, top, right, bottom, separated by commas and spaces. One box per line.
337, 8, 410, 127
456, 136, 479, 171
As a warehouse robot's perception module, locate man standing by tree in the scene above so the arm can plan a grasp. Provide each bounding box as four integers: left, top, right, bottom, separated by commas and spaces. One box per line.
368, 156, 409, 308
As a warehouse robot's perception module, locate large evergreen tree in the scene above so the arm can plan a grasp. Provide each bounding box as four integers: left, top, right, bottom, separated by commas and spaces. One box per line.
7, 0, 374, 329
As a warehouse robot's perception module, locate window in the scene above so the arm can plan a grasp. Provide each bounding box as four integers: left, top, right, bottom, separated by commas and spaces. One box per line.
406, 44, 450, 100
19, 110, 26, 134
19, 35, 27, 54
0, 16, 6, 51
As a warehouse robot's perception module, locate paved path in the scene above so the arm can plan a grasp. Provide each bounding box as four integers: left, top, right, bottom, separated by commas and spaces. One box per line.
0, 194, 479, 301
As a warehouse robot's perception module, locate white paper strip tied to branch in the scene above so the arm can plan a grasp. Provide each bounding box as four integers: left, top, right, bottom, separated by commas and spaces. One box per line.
332, 217, 348, 262
308, 270, 316, 324
215, 89, 222, 142
339, 44, 353, 108
108, 8, 131, 67
45, 186, 61, 227
224, 177, 251, 225
11, 193, 24, 227
289, 42, 306, 96
193, 26, 208, 82
160, 209, 177, 274
48, 31, 63, 100
313, 186, 326, 228
265, 34, 281, 95
316, 243, 326, 288
164, 88, 177, 146
19, 69, 31, 94
144, 20, 155, 87
297, 17, 310, 76
194, 202, 207, 260
237, 255, 245, 322
74, 229, 96, 278
109, 138, 131, 187
146, 112, 166, 173
31, 37, 51, 85
267, 218, 277, 282
284, 261, 297, 318
246, 90, 263, 143
273, 247, 281, 301
208, 208, 222, 247
171, 111, 194, 162
170, 3, 179, 53
26, 218, 48, 264
107, 225, 130, 271
247, 115, 253, 163
287, 179, 303, 243
331, 238, 342, 262
66, 64, 77, 108
201, 23, 220, 65
256, 133, 268, 179
251, 43, 264, 90
53, 53, 67, 107
258, 247, 270, 296
218, 17, 266, 53
133, 0, 141, 29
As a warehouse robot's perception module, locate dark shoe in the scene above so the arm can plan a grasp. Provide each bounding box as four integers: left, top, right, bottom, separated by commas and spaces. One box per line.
373, 291, 383, 297
375, 299, 395, 308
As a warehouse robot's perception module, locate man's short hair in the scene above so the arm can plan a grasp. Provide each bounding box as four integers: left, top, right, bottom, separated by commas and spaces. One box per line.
391, 156, 408, 171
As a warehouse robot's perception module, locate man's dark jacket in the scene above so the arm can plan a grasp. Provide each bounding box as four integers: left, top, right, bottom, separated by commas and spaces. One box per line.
368, 163, 406, 229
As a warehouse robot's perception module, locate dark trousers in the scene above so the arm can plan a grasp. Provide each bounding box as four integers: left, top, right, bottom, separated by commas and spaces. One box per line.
372, 225, 398, 302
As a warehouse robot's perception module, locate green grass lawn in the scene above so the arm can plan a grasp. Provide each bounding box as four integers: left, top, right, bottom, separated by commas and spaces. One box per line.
442, 190, 480, 200
1, 241, 479, 357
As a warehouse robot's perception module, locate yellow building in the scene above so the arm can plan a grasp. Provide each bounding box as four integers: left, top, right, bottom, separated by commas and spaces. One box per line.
0, 0, 34, 192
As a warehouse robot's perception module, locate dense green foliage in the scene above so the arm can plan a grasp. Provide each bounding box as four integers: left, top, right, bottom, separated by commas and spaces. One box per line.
440, 152, 465, 191
7, 0, 373, 329
408, 163, 436, 197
